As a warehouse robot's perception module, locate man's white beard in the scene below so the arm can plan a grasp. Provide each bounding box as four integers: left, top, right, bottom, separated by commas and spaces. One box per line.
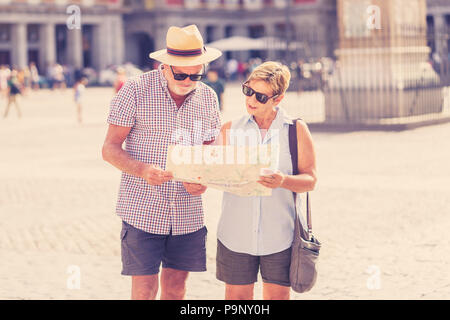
171, 83, 197, 96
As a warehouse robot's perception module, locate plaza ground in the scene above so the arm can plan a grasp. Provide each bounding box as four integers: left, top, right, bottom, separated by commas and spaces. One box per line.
0, 84, 449, 299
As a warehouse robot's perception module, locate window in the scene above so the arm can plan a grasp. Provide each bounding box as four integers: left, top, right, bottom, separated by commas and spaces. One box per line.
225, 25, 234, 38
206, 25, 216, 43
0, 24, 11, 42
27, 24, 40, 43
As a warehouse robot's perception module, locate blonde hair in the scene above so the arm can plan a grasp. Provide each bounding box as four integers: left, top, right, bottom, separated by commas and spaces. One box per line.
246, 61, 291, 96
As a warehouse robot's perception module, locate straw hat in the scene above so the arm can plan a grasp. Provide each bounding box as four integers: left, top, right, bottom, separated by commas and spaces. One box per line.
149, 25, 222, 67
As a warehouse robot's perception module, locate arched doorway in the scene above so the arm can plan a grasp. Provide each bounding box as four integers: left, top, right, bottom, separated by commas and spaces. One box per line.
125, 32, 154, 69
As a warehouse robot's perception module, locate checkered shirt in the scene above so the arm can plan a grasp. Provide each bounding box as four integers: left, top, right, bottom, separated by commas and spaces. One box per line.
107, 66, 221, 235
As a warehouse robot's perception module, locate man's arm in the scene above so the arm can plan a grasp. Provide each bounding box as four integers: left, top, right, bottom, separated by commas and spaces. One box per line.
102, 124, 172, 185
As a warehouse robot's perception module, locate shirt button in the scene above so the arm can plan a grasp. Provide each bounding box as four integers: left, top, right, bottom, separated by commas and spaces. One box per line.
169, 201, 175, 207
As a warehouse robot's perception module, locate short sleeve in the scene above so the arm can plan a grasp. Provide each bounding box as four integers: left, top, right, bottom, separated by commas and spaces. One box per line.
107, 79, 136, 127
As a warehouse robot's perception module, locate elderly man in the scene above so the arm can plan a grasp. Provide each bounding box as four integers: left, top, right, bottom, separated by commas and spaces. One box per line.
102, 25, 222, 300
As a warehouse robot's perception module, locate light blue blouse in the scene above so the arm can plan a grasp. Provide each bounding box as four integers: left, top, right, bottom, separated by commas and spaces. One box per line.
217, 107, 299, 256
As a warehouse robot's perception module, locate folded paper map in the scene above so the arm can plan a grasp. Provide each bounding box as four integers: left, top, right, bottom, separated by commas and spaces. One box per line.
166, 144, 279, 197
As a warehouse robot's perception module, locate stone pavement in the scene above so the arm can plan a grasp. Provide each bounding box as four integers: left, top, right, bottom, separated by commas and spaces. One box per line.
0, 84, 449, 299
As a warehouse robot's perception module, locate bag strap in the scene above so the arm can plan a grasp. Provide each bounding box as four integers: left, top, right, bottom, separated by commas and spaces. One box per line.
288, 118, 313, 240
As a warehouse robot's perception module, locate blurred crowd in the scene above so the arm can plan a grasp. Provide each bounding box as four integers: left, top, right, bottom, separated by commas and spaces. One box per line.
0, 62, 134, 120
1, 56, 337, 120
211, 56, 336, 92
0, 62, 144, 96
0, 56, 335, 98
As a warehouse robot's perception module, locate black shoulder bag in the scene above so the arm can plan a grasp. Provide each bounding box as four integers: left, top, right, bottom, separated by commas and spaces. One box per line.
288, 119, 321, 293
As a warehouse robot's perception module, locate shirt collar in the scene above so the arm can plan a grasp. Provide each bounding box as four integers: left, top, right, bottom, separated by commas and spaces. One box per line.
158, 64, 168, 90
245, 106, 294, 126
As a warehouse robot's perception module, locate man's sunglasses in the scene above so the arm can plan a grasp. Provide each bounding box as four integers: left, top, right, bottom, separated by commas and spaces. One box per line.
170, 65, 205, 81
242, 84, 278, 104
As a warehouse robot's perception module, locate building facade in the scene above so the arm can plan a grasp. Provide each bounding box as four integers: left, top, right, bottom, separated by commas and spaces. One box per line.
123, 0, 337, 68
426, 0, 450, 60
0, 0, 449, 73
0, 0, 125, 73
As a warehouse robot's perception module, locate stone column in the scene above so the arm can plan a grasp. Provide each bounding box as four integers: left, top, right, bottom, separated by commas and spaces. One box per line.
232, 24, 249, 62
324, 0, 442, 123
196, 24, 207, 42
153, 21, 168, 53
265, 23, 277, 60
213, 25, 226, 67
233, 24, 248, 37
11, 23, 27, 69
92, 24, 103, 71
66, 27, 83, 69
93, 18, 114, 71
40, 23, 56, 75
113, 16, 125, 66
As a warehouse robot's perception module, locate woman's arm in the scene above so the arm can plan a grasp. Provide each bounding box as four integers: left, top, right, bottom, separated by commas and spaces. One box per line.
258, 120, 317, 193
281, 120, 317, 193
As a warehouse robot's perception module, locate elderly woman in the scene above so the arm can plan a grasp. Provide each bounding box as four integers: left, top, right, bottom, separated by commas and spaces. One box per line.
215, 61, 317, 300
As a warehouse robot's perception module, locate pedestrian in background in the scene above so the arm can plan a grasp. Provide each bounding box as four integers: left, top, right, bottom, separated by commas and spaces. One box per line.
114, 67, 127, 94
226, 58, 238, 81
202, 68, 225, 110
74, 77, 88, 124
30, 62, 40, 90
52, 63, 66, 90
3, 69, 23, 119
0, 65, 10, 98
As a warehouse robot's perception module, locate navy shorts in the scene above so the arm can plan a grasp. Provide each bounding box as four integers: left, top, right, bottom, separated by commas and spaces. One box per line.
120, 221, 207, 276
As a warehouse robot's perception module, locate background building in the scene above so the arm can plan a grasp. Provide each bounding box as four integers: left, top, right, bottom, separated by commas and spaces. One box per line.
123, 0, 338, 69
0, 0, 125, 74
0, 0, 449, 72
427, 0, 450, 61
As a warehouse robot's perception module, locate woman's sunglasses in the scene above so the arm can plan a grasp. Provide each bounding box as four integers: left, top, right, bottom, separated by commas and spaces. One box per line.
170, 66, 205, 81
242, 84, 278, 104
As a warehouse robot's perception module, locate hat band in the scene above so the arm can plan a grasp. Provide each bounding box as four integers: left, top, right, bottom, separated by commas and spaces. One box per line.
167, 47, 204, 57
